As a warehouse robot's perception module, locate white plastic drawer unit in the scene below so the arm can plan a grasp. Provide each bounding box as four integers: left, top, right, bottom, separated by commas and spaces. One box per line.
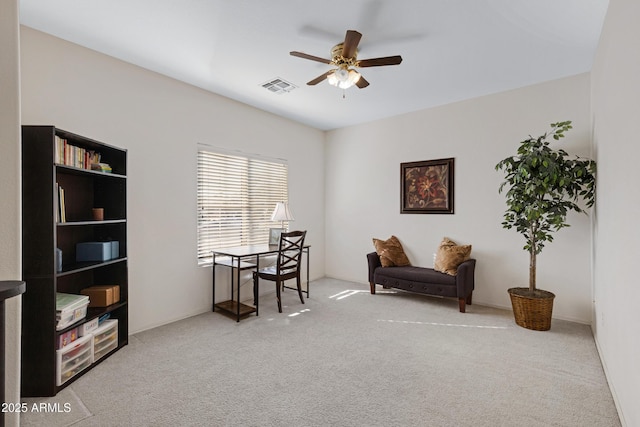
56, 334, 93, 386
93, 319, 118, 362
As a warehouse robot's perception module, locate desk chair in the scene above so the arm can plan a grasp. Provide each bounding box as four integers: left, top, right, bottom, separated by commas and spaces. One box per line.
253, 230, 307, 314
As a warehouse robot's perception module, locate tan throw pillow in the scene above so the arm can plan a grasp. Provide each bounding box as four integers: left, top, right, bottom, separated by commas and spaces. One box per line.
372, 235, 411, 267
434, 237, 471, 276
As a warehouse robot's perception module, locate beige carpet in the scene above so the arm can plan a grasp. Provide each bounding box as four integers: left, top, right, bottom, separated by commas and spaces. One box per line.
21, 277, 620, 426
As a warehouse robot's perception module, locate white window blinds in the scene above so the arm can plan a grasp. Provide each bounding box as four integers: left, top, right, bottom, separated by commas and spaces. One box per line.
197, 149, 289, 264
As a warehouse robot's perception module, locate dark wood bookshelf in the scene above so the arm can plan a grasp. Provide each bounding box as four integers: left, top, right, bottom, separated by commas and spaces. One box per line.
21, 125, 129, 397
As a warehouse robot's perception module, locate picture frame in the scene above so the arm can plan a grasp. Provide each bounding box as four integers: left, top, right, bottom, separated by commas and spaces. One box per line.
269, 228, 286, 245
401, 158, 454, 214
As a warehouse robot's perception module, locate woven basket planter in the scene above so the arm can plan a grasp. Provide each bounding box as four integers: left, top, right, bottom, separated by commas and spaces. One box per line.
508, 287, 555, 331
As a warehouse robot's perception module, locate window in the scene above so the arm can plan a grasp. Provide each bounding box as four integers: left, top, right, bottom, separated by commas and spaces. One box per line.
197, 148, 289, 264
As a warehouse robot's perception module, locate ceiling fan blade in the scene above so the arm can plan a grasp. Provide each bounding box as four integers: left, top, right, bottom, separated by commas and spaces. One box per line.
290, 51, 332, 65
357, 55, 403, 67
307, 70, 333, 86
342, 30, 362, 58
355, 75, 369, 88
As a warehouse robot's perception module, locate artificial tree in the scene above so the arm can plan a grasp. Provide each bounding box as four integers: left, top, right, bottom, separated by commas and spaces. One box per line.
496, 121, 596, 329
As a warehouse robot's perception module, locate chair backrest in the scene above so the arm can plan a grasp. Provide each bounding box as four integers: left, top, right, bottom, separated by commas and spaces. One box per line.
277, 230, 306, 274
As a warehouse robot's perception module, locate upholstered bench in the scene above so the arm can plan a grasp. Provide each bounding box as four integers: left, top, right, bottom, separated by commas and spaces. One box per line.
367, 251, 476, 312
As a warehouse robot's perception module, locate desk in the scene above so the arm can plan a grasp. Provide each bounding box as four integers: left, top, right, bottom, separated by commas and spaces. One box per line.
212, 244, 310, 322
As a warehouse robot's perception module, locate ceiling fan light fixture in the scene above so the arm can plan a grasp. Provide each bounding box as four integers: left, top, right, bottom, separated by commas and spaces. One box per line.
327, 67, 361, 89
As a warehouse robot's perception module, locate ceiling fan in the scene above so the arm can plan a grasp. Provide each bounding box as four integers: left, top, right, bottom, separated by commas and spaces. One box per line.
290, 30, 403, 90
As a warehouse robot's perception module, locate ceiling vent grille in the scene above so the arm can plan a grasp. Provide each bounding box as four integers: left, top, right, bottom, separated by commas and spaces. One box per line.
262, 78, 297, 94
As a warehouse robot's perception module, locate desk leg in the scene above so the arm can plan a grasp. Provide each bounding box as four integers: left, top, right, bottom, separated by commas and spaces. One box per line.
212, 253, 216, 312
253, 257, 257, 306
306, 247, 310, 298
254, 255, 260, 316
236, 257, 241, 322
230, 258, 235, 303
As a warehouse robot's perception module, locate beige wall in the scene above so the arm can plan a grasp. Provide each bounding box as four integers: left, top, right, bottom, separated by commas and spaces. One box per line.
591, 0, 640, 425
20, 27, 326, 333
325, 73, 594, 323
0, 0, 22, 425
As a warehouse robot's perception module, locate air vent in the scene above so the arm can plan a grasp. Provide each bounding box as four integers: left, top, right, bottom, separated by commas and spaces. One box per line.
262, 78, 297, 94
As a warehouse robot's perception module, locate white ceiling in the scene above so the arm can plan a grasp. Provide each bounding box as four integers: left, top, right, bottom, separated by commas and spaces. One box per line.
19, 0, 608, 131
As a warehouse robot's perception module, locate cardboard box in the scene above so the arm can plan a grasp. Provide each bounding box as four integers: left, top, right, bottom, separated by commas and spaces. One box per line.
81, 285, 120, 307
76, 242, 112, 262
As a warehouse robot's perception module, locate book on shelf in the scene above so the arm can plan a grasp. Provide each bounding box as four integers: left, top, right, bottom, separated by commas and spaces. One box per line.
55, 183, 59, 223
57, 183, 66, 223
54, 135, 102, 171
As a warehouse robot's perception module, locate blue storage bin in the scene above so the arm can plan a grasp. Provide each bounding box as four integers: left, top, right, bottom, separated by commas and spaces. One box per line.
110, 241, 119, 259
76, 242, 111, 262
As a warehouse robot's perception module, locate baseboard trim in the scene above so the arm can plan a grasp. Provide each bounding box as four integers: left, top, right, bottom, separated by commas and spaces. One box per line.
593, 331, 626, 426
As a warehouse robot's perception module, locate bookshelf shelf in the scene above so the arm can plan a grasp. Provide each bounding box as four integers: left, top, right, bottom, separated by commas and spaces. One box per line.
57, 219, 127, 227
21, 125, 129, 397
56, 164, 127, 179
56, 257, 128, 277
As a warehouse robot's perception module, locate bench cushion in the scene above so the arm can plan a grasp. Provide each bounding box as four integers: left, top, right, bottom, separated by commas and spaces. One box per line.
374, 266, 459, 298
374, 266, 455, 285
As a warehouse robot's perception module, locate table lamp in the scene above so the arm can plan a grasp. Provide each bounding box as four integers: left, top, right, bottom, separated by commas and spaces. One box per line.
270, 202, 294, 244
271, 201, 294, 229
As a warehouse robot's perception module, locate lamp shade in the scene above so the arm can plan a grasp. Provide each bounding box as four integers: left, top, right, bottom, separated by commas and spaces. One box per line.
271, 202, 294, 222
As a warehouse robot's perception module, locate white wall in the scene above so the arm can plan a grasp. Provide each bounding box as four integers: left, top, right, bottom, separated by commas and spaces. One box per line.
325, 74, 594, 323
591, 0, 640, 425
0, 0, 22, 425
20, 27, 326, 333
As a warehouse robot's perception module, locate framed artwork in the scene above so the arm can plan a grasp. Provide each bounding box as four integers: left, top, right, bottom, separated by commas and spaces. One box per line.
269, 228, 286, 245
401, 158, 454, 214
